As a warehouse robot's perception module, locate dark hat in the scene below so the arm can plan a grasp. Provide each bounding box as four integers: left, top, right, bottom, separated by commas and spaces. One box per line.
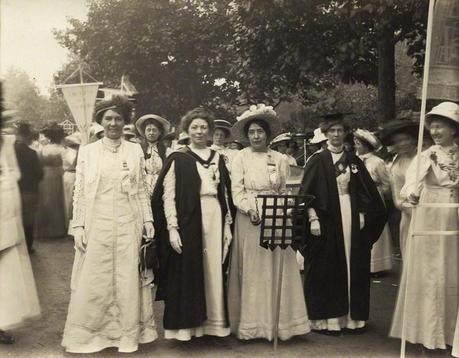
15, 121, 33, 138
94, 96, 133, 124
43, 123, 65, 143
319, 112, 352, 133
378, 120, 422, 146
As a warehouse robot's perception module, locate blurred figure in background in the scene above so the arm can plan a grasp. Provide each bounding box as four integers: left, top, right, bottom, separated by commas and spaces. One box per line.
270, 132, 298, 166
89, 122, 104, 143
35, 123, 67, 239
0, 133, 41, 344
211, 119, 238, 172
14, 122, 43, 253
62, 132, 81, 228
353, 129, 393, 274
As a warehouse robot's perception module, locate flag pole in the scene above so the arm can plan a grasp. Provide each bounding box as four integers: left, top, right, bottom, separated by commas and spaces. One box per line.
79, 65, 90, 144
400, 0, 435, 357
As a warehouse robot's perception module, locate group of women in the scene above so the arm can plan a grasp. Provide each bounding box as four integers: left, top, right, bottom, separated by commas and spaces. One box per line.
2, 94, 457, 355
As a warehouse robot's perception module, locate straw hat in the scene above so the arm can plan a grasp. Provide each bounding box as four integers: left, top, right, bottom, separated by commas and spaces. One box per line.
353, 128, 382, 151
177, 132, 190, 145
123, 124, 137, 138
135, 114, 171, 137
309, 128, 328, 145
214, 119, 233, 138
270, 132, 292, 147
378, 120, 421, 146
231, 104, 281, 142
425, 102, 459, 132
94, 96, 133, 124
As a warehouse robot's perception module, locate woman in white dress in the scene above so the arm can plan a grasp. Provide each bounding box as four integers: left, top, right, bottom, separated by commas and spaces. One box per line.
379, 121, 419, 257
62, 96, 157, 353
135, 114, 172, 198
354, 129, 393, 273
0, 134, 40, 344
210, 119, 238, 173
62, 132, 81, 227
228, 104, 310, 341
152, 107, 233, 341
390, 102, 459, 352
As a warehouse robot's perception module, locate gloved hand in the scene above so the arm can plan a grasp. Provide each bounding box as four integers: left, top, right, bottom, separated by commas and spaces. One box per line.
407, 192, 420, 206
359, 213, 365, 230
310, 219, 321, 237
169, 228, 183, 254
222, 224, 232, 263
143, 221, 155, 242
73, 226, 87, 252
248, 209, 261, 225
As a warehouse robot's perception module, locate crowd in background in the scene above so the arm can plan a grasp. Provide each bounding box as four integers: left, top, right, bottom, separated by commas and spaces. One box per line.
0, 98, 458, 356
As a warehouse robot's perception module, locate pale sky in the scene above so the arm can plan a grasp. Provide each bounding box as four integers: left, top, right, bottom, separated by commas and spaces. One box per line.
1, 0, 88, 95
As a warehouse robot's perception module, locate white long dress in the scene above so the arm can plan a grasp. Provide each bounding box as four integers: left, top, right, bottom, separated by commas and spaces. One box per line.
390, 144, 459, 350
228, 147, 310, 340
0, 135, 41, 330
62, 147, 78, 226
162, 147, 231, 341
359, 152, 393, 273
62, 139, 157, 353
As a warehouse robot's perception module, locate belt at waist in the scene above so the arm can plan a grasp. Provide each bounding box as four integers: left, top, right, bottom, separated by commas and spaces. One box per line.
337, 186, 349, 196
200, 194, 217, 198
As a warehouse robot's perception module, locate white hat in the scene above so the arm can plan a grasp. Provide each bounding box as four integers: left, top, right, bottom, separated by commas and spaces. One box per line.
353, 128, 382, 151
309, 128, 327, 144
135, 114, 171, 137
90, 122, 104, 137
426, 102, 459, 128
123, 124, 136, 137
64, 132, 82, 147
177, 131, 190, 145
270, 132, 292, 146
231, 104, 281, 143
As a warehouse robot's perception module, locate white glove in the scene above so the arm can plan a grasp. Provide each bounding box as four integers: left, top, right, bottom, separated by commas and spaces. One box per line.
169, 228, 183, 254
310, 219, 321, 237
143, 221, 155, 242
359, 213, 365, 230
73, 226, 87, 252
222, 224, 232, 263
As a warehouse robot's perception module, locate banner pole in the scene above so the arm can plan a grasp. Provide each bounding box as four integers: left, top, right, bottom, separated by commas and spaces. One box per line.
400, 0, 435, 357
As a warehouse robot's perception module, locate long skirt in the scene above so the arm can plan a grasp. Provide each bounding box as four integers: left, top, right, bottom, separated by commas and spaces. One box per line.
390, 186, 459, 350
36, 166, 66, 238
310, 193, 365, 331
61, 214, 157, 353
165, 196, 230, 340
63, 171, 76, 226
370, 224, 393, 273
399, 210, 411, 258
228, 211, 310, 341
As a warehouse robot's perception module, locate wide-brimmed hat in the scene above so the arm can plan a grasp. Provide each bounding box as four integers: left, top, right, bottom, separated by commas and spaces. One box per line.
94, 96, 133, 124
425, 102, 459, 133
308, 128, 328, 145
177, 131, 190, 145
123, 124, 136, 138
353, 128, 382, 151
378, 120, 421, 146
319, 112, 352, 133
135, 114, 171, 137
231, 104, 281, 143
270, 132, 292, 147
214, 119, 233, 138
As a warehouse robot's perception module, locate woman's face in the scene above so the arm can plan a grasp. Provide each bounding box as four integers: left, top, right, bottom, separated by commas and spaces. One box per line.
213, 128, 226, 146
247, 122, 267, 151
325, 124, 345, 147
188, 118, 210, 147
275, 142, 288, 154
101, 109, 124, 140
354, 137, 369, 155
429, 118, 456, 146
391, 132, 416, 155
145, 123, 161, 143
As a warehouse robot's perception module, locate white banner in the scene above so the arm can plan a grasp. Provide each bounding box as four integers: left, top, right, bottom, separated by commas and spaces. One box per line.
59, 83, 102, 144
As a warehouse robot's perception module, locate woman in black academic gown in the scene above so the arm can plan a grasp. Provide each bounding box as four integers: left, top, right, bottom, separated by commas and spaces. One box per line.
299, 113, 387, 334
152, 107, 233, 341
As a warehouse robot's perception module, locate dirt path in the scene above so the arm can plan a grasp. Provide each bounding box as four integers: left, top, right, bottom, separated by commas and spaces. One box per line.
2, 237, 449, 357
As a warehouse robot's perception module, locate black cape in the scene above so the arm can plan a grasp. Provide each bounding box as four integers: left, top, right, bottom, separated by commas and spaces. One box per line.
151, 147, 233, 330
299, 149, 387, 321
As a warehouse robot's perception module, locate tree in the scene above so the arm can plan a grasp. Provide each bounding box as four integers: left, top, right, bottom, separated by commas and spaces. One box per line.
54, 0, 239, 125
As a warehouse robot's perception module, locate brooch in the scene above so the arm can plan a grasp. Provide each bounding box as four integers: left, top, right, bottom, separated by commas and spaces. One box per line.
351, 164, 358, 174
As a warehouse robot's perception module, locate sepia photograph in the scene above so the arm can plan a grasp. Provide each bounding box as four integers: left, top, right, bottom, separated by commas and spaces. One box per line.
0, 0, 458, 357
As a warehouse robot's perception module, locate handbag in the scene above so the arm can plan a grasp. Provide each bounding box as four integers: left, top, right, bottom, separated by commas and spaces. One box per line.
139, 236, 159, 272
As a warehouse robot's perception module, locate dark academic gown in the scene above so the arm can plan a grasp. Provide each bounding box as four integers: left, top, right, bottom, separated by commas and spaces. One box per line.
151, 147, 233, 330
299, 149, 387, 321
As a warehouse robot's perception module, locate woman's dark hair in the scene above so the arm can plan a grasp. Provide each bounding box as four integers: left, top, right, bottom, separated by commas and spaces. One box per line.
43, 123, 65, 144
94, 95, 133, 124
243, 118, 272, 139
142, 118, 165, 138
181, 107, 215, 133
428, 115, 459, 137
